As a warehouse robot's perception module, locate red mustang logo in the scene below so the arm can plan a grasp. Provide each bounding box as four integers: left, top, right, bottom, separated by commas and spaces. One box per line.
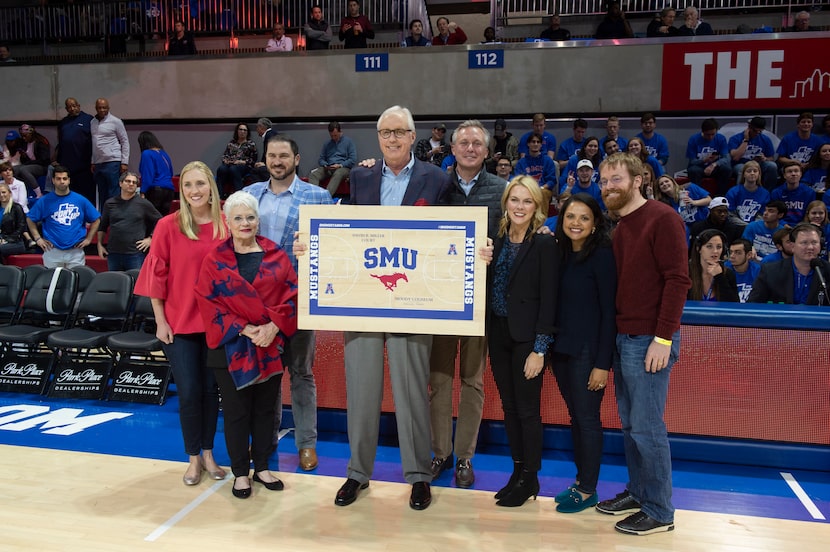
371, 272, 408, 291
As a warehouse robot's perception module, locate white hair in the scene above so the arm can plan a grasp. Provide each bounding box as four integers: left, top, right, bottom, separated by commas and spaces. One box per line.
377, 105, 415, 132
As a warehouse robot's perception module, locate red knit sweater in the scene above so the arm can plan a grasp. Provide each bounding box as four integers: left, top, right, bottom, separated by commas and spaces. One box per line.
613, 200, 691, 340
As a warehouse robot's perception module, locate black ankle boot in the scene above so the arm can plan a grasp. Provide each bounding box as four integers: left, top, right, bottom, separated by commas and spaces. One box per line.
494, 461, 524, 500
496, 469, 539, 507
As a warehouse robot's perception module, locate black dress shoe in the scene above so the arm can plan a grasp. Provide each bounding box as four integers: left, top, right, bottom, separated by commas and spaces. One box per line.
455, 458, 475, 488
409, 482, 432, 510
232, 478, 252, 499
253, 472, 284, 491
430, 454, 453, 480
335, 478, 369, 507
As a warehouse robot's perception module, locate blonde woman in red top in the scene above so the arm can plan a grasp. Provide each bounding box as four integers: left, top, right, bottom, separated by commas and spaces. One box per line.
135, 160, 228, 486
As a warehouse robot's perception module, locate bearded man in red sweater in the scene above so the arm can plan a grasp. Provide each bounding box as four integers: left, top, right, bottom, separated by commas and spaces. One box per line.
594, 152, 690, 536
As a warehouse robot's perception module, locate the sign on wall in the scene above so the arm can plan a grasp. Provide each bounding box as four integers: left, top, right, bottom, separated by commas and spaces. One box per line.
661, 37, 830, 112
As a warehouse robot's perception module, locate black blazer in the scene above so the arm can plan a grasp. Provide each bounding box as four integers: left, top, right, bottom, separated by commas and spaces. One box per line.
553, 246, 617, 370
349, 157, 452, 206
748, 258, 830, 305
489, 233, 559, 343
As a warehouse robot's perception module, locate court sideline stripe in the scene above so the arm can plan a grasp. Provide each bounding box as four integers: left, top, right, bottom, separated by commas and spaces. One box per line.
144, 428, 290, 541
144, 478, 230, 542
780, 472, 826, 520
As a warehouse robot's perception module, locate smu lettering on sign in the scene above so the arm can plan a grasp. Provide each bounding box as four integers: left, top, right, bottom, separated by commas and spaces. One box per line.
660, 37, 830, 111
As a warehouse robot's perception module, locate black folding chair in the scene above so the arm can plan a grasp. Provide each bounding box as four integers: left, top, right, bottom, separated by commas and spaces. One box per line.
106, 295, 171, 405
45, 271, 134, 399
0, 265, 26, 325
0, 267, 79, 394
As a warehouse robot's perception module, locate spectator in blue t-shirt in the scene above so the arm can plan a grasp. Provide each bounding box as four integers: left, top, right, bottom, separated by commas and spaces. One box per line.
725, 238, 761, 302
636, 112, 669, 166
770, 161, 816, 224
803, 200, 830, 260
560, 159, 604, 210
518, 113, 557, 161
654, 173, 710, 225
742, 201, 787, 260
25, 165, 101, 269
687, 118, 732, 196
728, 117, 778, 191
777, 112, 823, 172
726, 161, 770, 224
514, 133, 557, 192
803, 142, 830, 194
599, 115, 628, 155
556, 118, 588, 172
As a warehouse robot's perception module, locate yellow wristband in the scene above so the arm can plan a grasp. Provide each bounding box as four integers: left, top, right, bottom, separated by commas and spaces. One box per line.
653, 336, 672, 346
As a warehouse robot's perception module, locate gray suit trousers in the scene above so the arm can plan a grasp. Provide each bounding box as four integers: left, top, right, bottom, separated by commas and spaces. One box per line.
343, 331, 433, 484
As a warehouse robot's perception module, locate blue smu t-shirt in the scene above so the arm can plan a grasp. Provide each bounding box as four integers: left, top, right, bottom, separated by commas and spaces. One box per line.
770, 183, 816, 224
27, 191, 101, 250
725, 185, 770, 223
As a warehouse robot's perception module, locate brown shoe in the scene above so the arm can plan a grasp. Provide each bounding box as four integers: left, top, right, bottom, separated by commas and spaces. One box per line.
299, 448, 318, 471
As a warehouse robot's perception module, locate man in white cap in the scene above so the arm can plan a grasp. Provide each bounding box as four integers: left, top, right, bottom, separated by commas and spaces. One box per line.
562, 159, 604, 208
690, 196, 743, 246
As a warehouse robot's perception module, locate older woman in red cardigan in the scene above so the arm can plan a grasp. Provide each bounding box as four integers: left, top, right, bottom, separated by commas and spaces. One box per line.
196, 191, 298, 499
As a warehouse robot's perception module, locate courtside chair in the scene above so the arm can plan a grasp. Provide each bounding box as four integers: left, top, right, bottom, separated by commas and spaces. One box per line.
0, 265, 26, 325
0, 267, 79, 394
45, 271, 134, 400
106, 294, 172, 405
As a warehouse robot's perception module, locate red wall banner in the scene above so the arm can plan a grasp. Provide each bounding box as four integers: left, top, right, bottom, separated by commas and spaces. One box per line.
661, 36, 830, 112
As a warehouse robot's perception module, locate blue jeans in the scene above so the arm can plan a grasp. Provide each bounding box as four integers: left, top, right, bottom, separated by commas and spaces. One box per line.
163, 333, 220, 456
274, 329, 318, 449
614, 332, 680, 524
216, 163, 250, 196
107, 252, 145, 271
688, 157, 732, 195
94, 161, 121, 208
552, 344, 605, 495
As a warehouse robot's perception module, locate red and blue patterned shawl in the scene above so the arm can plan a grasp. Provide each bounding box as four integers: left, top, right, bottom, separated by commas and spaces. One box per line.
196, 235, 298, 390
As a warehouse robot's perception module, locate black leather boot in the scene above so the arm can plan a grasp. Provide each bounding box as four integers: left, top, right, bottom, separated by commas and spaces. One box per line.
496, 469, 539, 507
494, 461, 524, 500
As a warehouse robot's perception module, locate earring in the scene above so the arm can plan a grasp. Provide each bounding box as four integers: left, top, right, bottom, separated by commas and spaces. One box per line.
591, 227, 596, 234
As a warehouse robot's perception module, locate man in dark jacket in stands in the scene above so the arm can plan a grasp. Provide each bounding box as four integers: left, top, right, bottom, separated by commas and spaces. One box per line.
168, 19, 197, 56
305, 5, 332, 50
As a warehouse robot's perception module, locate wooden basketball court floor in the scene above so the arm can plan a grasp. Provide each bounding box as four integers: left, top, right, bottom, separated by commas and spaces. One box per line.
2, 392, 829, 551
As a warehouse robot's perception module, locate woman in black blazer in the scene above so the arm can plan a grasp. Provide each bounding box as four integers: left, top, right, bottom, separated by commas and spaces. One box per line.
488, 175, 559, 507
550, 193, 617, 513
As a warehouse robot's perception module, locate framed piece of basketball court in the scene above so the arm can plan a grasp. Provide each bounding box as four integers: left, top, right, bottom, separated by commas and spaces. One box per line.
297, 205, 488, 336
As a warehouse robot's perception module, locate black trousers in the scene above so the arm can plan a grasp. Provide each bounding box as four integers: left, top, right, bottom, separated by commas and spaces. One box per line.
214, 367, 282, 477
488, 317, 544, 472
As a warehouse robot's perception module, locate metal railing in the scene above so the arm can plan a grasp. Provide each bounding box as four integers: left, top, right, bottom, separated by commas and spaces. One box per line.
0, 1, 409, 43
497, 0, 822, 21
